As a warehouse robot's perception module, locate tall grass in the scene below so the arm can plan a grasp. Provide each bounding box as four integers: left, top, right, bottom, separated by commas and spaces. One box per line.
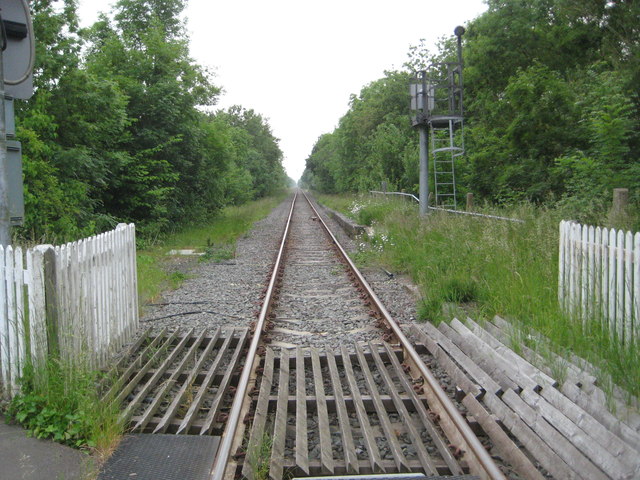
318, 194, 639, 398
6, 357, 124, 464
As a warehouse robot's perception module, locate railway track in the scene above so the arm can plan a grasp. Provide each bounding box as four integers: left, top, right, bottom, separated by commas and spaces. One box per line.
104, 190, 640, 480
209, 191, 505, 480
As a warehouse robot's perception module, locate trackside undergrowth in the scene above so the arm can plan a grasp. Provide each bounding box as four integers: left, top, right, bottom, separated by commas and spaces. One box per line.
318, 193, 640, 400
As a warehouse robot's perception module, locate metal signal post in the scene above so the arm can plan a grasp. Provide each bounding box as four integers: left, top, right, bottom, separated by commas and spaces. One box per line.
410, 26, 465, 215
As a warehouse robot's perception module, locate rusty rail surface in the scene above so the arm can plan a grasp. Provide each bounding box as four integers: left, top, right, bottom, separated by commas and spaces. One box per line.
210, 191, 297, 480
300, 191, 505, 480
210, 190, 505, 480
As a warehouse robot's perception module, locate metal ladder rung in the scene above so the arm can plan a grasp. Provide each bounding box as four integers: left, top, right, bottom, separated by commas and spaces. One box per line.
433, 147, 463, 153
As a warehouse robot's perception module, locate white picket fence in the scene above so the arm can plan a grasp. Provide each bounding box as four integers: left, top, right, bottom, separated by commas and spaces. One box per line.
0, 224, 139, 398
559, 220, 639, 346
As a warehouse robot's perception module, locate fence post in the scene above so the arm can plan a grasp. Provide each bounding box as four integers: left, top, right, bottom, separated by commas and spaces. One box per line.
29, 247, 48, 373
41, 245, 60, 358
466, 193, 474, 211
612, 188, 629, 215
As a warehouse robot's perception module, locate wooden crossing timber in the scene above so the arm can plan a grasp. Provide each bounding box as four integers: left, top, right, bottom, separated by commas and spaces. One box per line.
411, 316, 640, 480
242, 343, 468, 480
104, 328, 248, 436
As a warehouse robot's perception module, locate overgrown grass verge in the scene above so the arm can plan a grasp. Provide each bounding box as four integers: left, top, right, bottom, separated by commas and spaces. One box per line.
137, 191, 289, 307
5, 358, 124, 469
317, 193, 640, 399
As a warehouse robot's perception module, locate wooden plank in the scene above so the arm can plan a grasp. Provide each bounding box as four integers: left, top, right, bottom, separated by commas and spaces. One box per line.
367, 342, 439, 475
244, 348, 275, 480
103, 328, 166, 402
462, 393, 545, 480
616, 229, 625, 341
490, 316, 598, 386
559, 382, 640, 451
634, 232, 640, 346
341, 344, 384, 473
501, 388, 608, 480
122, 329, 194, 421
199, 329, 249, 435
178, 329, 244, 434
568, 223, 579, 316
153, 330, 224, 434
558, 221, 567, 309
13, 247, 25, 380
325, 351, 359, 474
485, 317, 597, 388
594, 226, 603, 322
270, 348, 290, 480
400, 334, 477, 475
609, 228, 617, 338
481, 390, 578, 480
581, 224, 589, 321
0, 246, 10, 397
587, 225, 596, 320
540, 378, 640, 461
464, 317, 557, 388
440, 321, 519, 393
113, 330, 179, 406
490, 316, 640, 432
415, 323, 501, 395
133, 330, 209, 432
424, 322, 578, 480
295, 347, 309, 474
5, 246, 18, 390
624, 231, 633, 345
450, 318, 540, 392
521, 387, 638, 479
601, 228, 610, 329
411, 325, 481, 397
354, 343, 408, 472
311, 347, 334, 475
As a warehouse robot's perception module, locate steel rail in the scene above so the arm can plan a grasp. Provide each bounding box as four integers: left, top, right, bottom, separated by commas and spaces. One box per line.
301, 191, 506, 480
209, 191, 298, 480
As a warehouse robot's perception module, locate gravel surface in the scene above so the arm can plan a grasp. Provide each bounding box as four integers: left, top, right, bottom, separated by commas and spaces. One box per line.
139, 195, 293, 334
140, 192, 421, 350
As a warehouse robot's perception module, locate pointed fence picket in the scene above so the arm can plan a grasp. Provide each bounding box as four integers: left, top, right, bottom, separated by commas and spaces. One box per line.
559, 220, 639, 347
0, 224, 139, 399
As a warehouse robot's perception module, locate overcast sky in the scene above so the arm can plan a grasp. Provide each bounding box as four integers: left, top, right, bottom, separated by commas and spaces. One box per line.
77, 0, 488, 181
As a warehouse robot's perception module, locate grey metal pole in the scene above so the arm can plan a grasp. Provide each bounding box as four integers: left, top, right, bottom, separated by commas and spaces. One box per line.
419, 124, 429, 215
0, 43, 10, 247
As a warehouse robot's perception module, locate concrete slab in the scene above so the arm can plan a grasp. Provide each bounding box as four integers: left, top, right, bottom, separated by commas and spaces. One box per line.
0, 414, 93, 480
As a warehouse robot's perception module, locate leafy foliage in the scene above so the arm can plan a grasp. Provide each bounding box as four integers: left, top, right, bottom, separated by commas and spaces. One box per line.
6, 359, 122, 450
15, 0, 287, 242
301, 0, 640, 221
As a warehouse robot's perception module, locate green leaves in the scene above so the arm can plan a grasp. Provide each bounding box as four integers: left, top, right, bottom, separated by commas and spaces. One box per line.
17, 0, 286, 243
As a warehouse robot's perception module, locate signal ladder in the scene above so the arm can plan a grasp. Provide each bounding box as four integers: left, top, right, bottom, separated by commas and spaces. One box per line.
430, 117, 463, 210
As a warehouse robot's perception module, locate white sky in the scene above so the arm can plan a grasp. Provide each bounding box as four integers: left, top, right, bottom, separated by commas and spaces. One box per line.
77, 0, 488, 181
